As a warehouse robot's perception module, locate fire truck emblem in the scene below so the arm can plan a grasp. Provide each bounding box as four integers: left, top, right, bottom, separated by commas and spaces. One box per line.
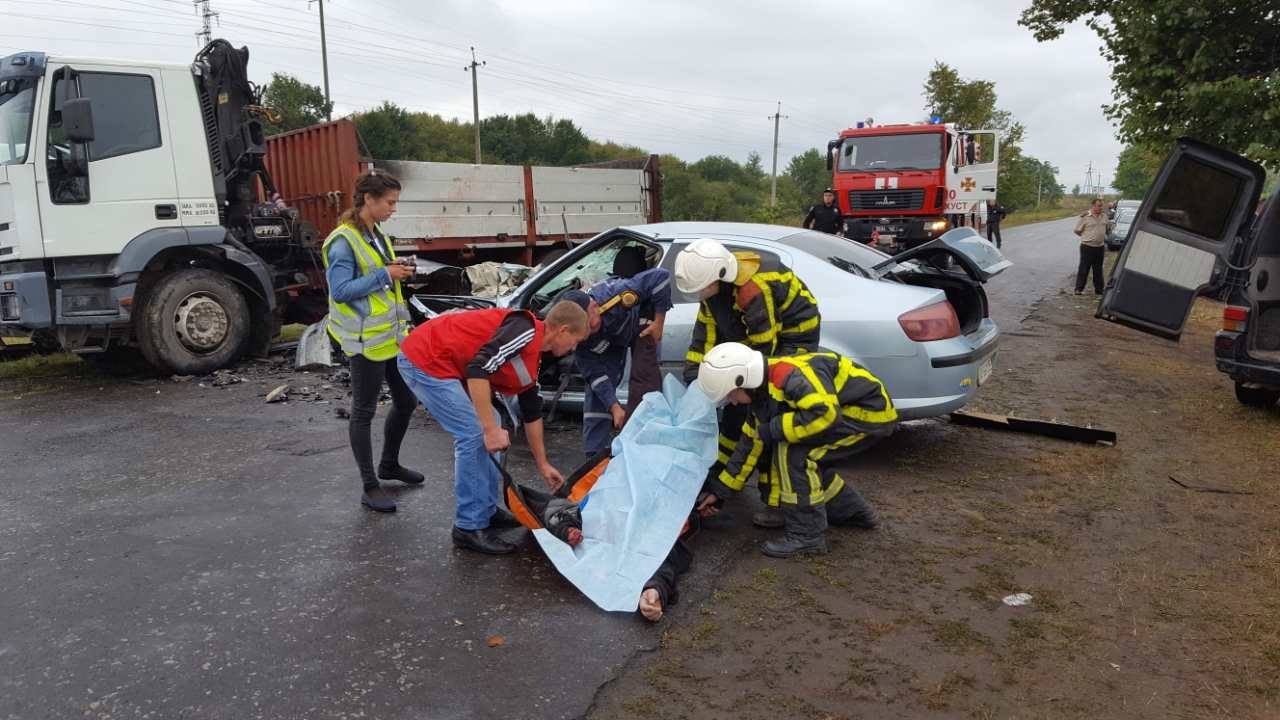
961, 176, 976, 192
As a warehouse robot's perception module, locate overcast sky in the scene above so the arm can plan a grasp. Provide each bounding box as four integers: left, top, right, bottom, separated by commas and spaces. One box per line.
3, 0, 1121, 191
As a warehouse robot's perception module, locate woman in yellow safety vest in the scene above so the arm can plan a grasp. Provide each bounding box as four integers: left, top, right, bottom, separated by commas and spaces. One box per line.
322, 169, 420, 513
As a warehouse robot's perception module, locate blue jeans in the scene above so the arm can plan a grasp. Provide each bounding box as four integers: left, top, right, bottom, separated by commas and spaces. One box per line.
397, 355, 501, 530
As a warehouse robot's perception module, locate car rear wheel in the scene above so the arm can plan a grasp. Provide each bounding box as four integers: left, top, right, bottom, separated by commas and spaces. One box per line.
1234, 381, 1280, 408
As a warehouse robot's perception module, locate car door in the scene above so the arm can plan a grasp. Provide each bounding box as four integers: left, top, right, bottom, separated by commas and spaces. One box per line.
1097, 138, 1264, 340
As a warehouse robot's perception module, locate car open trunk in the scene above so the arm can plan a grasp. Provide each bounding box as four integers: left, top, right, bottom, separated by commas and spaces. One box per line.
884, 266, 988, 334
873, 227, 1008, 333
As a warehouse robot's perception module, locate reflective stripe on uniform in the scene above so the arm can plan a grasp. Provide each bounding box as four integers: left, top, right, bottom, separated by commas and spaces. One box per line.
321, 223, 409, 361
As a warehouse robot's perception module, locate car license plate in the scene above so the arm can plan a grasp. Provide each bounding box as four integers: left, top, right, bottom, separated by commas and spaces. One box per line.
876, 225, 888, 232
977, 356, 994, 386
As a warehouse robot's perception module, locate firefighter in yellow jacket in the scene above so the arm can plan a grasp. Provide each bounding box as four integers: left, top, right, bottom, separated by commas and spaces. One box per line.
674, 237, 822, 528
694, 342, 897, 558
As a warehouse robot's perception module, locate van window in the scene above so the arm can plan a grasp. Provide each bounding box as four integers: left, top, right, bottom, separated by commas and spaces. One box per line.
1150, 156, 1245, 240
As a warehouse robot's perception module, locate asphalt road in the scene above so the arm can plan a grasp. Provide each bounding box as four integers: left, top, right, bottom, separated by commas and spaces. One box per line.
0, 217, 1082, 720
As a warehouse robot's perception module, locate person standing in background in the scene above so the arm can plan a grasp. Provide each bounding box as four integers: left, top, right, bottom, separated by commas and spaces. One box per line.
1074, 198, 1108, 294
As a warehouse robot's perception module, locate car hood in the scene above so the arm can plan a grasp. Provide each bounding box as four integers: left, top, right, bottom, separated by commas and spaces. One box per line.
872, 227, 1012, 282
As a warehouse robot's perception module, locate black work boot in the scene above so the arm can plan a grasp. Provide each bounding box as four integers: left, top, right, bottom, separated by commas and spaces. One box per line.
378, 462, 425, 485
361, 486, 397, 513
451, 526, 517, 555
760, 505, 828, 558
826, 479, 878, 530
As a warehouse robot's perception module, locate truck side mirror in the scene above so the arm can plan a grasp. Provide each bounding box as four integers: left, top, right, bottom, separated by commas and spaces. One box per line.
826, 140, 838, 172
62, 97, 95, 144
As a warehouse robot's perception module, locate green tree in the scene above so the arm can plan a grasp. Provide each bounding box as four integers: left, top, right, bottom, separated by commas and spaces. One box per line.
1112, 144, 1164, 200
785, 148, 830, 210
351, 102, 421, 160
261, 73, 333, 135
1020, 0, 1280, 167
922, 62, 1024, 147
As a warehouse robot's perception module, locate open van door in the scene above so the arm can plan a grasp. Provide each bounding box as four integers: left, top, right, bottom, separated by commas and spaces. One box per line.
1097, 138, 1264, 340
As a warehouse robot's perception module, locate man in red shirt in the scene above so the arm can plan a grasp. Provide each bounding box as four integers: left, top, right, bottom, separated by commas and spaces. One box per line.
397, 301, 590, 554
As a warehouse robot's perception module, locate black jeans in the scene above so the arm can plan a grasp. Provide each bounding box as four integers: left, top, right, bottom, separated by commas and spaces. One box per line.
987, 223, 1002, 248
1076, 244, 1105, 293
348, 353, 417, 489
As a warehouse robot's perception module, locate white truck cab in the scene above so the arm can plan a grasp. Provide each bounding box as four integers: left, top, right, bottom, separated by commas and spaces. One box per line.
1, 44, 290, 373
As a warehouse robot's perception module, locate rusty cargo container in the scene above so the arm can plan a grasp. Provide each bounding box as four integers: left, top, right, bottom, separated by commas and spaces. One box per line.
264, 119, 661, 266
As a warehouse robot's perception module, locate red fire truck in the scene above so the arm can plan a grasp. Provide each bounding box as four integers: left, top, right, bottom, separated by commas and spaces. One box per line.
825, 121, 999, 251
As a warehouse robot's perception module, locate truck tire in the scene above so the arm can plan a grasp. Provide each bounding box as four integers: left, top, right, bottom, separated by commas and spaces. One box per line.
136, 268, 250, 375
1234, 381, 1280, 408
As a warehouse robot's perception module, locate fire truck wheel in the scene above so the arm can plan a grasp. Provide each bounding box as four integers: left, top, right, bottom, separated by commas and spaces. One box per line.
136, 269, 250, 375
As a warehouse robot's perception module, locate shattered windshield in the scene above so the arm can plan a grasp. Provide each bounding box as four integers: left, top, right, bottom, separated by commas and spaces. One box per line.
838, 133, 942, 172
0, 82, 35, 165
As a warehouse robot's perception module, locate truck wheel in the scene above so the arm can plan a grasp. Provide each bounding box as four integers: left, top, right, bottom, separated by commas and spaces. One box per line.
1234, 381, 1280, 408
136, 269, 250, 374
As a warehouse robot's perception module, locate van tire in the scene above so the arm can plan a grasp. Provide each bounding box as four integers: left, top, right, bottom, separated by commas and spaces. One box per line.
1234, 381, 1280, 408
136, 269, 250, 374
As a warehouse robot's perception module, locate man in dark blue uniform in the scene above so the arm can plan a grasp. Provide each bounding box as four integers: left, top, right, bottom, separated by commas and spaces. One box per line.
562, 266, 673, 456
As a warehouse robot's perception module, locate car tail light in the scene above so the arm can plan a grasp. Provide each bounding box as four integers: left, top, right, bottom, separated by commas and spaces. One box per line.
899, 301, 961, 341
1223, 305, 1249, 333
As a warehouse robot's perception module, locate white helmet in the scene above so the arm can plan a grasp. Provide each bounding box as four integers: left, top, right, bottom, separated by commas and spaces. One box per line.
696, 342, 765, 403
674, 238, 738, 294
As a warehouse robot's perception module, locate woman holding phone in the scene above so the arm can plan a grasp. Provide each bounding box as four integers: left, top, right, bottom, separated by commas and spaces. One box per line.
322, 169, 421, 512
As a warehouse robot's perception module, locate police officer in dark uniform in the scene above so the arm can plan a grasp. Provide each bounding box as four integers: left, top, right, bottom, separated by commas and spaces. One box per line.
803, 188, 844, 235
986, 199, 1007, 248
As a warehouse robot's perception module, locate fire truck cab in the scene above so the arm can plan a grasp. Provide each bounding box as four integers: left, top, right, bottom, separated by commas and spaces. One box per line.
826, 121, 998, 251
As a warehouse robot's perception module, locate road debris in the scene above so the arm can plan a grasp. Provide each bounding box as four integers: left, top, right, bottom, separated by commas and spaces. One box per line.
486, 635, 505, 648
1167, 475, 1254, 496
265, 384, 290, 403
1002, 593, 1034, 606
335, 407, 350, 419
210, 369, 244, 387
950, 410, 1117, 445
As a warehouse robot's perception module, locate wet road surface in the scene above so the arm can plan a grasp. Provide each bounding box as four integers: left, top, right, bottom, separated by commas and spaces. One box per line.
0, 217, 1081, 720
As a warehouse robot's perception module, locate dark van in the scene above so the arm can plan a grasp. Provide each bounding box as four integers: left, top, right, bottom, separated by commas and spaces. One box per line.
1097, 138, 1280, 408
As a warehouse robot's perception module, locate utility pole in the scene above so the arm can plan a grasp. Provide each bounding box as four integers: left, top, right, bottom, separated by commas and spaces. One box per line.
1084, 161, 1094, 196
1036, 177, 1042, 209
193, 0, 218, 47
465, 47, 485, 164
768, 101, 787, 207
309, 0, 331, 119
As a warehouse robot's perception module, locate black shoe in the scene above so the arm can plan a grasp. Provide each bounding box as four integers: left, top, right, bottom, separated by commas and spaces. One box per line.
378, 463, 424, 485
451, 526, 517, 555
361, 487, 397, 513
489, 507, 523, 529
760, 534, 827, 559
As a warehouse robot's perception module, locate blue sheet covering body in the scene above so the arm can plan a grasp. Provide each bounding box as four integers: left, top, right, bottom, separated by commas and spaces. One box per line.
533, 375, 718, 612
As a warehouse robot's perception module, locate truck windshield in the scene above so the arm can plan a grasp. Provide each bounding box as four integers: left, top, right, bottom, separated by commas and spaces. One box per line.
0, 82, 35, 165
838, 133, 942, 172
